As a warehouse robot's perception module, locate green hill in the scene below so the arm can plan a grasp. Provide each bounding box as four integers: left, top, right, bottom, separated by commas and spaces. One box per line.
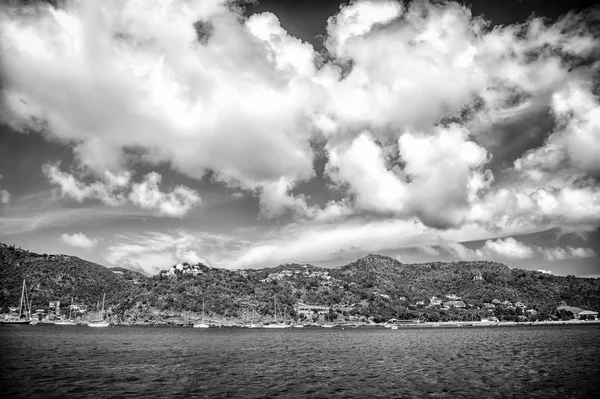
0, 243, 144, 312
1, 242, 599, 324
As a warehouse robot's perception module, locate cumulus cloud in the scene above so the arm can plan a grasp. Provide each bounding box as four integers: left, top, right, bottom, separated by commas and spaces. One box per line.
129, 172, 200, 217
326, 124, 491, 228
1, 0, 599, 248
478, 237, 535, 260
436, 235, 596, 263
43, 164, 200, 216
540, 246, 596, 261
0, 174, 9, 204
1, 0, 317, 208
60, 232, 98, 248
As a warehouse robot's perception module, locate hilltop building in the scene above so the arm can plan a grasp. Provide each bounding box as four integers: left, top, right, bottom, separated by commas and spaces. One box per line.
429, 296, 443, 307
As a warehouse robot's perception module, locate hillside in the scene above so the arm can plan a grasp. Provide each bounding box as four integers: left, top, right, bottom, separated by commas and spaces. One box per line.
0, 243, 145, 311
1, 242, 599, 324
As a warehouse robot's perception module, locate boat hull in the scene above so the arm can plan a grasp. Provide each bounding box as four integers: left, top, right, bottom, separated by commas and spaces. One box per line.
263, 324, 289, 329
87, 321, 111, 328
53, 321, 77, 326
193, 323, 210, 328
0, 319, 31, 325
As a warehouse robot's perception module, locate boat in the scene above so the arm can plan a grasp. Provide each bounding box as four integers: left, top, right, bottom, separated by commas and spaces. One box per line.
87, 293, 110, 327
54, 297, 77, 326
1, 279, 32, 325
193, 300, 210, 328
243, 305, 261, 328
263, 295, 289, 329
54, 320, 77, 326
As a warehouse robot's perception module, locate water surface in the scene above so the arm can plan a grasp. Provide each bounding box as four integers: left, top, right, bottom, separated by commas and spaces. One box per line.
1, 324, 599, 398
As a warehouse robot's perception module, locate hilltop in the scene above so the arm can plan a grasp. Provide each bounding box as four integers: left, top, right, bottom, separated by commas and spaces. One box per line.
1, 242, 599, 324
0, 243, 145, 311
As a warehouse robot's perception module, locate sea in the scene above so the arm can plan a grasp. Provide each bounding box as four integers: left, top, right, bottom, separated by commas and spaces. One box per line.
1, 324, 599, 398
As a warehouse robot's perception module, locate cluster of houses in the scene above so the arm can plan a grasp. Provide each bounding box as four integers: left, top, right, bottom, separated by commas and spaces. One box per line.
160, 263, 205, 277
427, 294, 468, 309
259, 267, 332, 283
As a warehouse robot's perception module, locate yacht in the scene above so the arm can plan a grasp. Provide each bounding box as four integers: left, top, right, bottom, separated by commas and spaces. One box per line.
87, 293, 110, 327
193, 300, 210, 328
1, 280, 31, 325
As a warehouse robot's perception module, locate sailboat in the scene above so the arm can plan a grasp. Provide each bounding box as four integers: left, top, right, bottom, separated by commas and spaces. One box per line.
193, 299, 210, 328
54, 297, 76, 326
87, 293, 110, 327
1, 279, 31, 325
264, 295, 289, 328
243, 303, 261, 328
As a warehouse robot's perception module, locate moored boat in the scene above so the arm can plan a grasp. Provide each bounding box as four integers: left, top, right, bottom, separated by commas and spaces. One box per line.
87, 293, 110, 328
54, 319, 77, 326
193, 299, 210, 328
263, 295, 290, 328
87, 320, 111, 328
1, 279, 32, 325
54, 297, 77, 326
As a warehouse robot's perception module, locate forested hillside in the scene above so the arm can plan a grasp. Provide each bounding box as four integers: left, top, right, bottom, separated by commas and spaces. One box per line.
1, 243, 599, 324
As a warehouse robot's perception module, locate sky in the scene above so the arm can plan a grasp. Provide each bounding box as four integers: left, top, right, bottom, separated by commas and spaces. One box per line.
0, 0, 599, 277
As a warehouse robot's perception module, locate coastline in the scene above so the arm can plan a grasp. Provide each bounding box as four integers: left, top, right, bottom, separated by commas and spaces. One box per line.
41, 319, 598, 328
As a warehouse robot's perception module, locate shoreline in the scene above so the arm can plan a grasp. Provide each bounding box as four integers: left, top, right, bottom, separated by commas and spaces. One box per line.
14, 319, 597, 328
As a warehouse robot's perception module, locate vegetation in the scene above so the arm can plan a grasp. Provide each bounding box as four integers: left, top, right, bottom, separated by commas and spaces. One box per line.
1, 243, 599, 324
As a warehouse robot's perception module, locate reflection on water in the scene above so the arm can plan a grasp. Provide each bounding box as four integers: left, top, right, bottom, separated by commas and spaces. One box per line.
1, 325, 599, 398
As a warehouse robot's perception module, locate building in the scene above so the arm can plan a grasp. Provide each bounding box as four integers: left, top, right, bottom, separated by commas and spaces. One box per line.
444, 300, 466, 308
446, 294, 461, 300
429, 297, 443, 307
514, 301, 526, 308
295, 303, 330, 317
557, 305, 584, 316
502, 300, 513, 306
577, 310, 598, 320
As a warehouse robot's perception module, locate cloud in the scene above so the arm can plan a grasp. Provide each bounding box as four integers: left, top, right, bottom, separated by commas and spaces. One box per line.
0, 174, 9, 204
0, 190, 9, 204
43, 164, 200, 217
1, 0, 317, 209
105, 231, 231, 274
437, 237, 480, 261
437, 235, 596, 264
129, 172, 201, 217
540, 246, 596, 261
60, 232, 98, 248
478, 237, 536, 260
1, 0, 599, 243
326, 124, 491, 228
419, 245, 440, 257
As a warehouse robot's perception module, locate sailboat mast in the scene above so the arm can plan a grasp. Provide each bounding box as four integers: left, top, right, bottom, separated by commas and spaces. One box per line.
202, 299, 205, 324
18, 279, 25, 318
24, 281, 30, 319
69, 297, 73, 320
101, 293, 105, 319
